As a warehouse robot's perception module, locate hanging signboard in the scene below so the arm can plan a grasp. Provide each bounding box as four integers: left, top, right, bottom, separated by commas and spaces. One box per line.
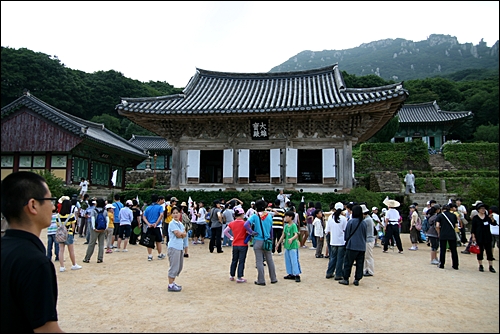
251, 120, 269, 140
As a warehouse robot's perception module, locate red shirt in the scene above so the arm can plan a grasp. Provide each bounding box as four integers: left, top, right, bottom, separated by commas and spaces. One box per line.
227, 219, 248, 247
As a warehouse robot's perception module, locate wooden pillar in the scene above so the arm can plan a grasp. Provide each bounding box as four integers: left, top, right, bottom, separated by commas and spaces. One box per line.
343, 139, 353, 189
170, 143, 180, 189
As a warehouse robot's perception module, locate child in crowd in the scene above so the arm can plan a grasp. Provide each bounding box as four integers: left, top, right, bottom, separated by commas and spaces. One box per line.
313, 209, 325, 258
223, 207, 250, 283
277, 211, 302, 282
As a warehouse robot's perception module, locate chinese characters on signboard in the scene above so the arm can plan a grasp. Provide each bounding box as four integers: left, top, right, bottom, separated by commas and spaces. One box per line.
251, 120, 268, 140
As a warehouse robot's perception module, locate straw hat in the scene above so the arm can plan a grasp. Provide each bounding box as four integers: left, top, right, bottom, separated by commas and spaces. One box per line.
383, 198, 400, 208
472, 200, 483, 207
180, 202, 187, 206
360, 204, 370, 213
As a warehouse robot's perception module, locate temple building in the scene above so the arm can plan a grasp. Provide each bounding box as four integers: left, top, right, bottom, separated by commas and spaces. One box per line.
393, 101, 472, 150
117, 64, 408, 192
1, 92, 147, 188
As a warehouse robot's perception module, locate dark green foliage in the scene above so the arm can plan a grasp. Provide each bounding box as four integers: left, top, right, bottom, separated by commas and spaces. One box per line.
1, 46, 182, 139
118, 188, 399, 213
368, 116, 399, 143
33, 170, 66, 200
442, 142, 499, 170
473, 124, 499, 143
356, 141, 429, 173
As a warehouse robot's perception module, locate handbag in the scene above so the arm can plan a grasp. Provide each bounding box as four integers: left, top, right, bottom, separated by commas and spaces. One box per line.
139, 228, 156, 249
55, 215, 71, 243
258, 214, 273, 251
469, 243, 480, 254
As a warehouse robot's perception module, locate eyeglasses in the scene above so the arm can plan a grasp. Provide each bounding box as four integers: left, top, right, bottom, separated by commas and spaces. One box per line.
33, 197, 58, 206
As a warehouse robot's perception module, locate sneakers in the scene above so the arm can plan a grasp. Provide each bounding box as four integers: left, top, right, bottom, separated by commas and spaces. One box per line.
105, 249, 113, 253
236, 278, 247, 283
168, 284, 182, 292
489, 266, 496, 273
158, 253, 166, 260
122, 249, 128, 252
338, 279, 349, 285
461, 250, 470, 254
295, 275, 301, 282
59, 267, 66, 272
309, 247, 316, 250
71, 264, 82, 270
277, 252, 283, 256
409, 247, 417, 251
479, 265, 484, 272
115, 248, 120, 252
229, 276, 235, 281
284, 274, 295, 280
82, 259, 90, 263
353, 280, 359, 286
430, 259, 440, 265
148, 255, 153, 261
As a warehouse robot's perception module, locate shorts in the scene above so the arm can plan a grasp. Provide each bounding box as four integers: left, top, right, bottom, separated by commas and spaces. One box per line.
113, 224, 120, 237
118, 225, 131, 239
300, 226, 307, 231
148, 227, 163, 243
428, 236, 439, 251
59, 233, 74, 246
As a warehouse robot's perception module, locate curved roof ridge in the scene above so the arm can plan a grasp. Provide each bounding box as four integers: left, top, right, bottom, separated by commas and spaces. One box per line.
196, 64, 339, 80
119, 94, 185, 103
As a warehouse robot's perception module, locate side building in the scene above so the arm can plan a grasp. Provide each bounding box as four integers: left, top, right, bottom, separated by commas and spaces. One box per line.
117, 64, 408, 193
1, 92, 148, 189
394, 101, 472, 150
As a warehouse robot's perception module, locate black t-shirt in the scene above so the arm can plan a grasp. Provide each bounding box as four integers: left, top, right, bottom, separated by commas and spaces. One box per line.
1, 229, 58, 332
471, 214, 494, 244
131, 207, 141, 226
436, 211, 458, 240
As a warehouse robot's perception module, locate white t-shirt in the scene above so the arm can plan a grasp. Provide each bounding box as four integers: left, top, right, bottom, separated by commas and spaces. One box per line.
197, 207, 207, 224
491, 213, 499, 236
313, 217, 324, 237
385, 209, 400, 225
325, 214, 347, 246
79, 180, 88, 192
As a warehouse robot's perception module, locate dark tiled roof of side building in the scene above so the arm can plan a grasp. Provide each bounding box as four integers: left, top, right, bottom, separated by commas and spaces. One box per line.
128, 135, 171, 152
116, 64, 408, 115
1, 94, 148, 158
398, 101, 472, 123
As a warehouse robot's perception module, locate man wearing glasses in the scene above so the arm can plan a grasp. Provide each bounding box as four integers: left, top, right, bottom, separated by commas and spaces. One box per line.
1, 171, 65, 332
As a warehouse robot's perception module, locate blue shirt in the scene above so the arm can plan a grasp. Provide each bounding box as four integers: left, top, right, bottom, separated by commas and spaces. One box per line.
143, 203, 164, 225
248, 212, 273, 241
113, 201, 124, 223
168, 220, 185, 250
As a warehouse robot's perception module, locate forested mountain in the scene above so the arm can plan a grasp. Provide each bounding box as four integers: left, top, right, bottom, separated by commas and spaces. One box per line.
270, 34, 499, 82
1, 43, 498, 142
1, 47, 183, 137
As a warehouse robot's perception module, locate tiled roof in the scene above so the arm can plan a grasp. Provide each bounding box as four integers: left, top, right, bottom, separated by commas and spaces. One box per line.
128, 135, 171, 152
398, 101, 472, 123
1, 94, 148, 158
116, 64, 408, 115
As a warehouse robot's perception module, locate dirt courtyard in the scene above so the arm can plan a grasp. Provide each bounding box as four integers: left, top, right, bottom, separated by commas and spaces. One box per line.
49, 230, 499, 333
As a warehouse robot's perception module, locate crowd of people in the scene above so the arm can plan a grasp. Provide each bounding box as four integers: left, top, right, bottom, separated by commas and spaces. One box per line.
1, 171, 498, 331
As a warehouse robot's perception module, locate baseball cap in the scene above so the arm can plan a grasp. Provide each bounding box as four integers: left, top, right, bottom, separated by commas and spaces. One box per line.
234, 207, 245, 216
372, 207, 378, 211
105, 204, 114, 209
126, 200, 133, 206
171, 197, 178, 202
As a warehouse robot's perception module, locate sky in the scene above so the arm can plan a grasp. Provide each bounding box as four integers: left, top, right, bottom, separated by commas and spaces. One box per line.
2, 1, 499, 88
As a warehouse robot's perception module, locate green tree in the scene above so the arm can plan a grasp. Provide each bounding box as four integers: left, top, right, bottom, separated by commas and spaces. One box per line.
368, 116, 399, 143
90, 114, 122, 134
473, 124, 499, 142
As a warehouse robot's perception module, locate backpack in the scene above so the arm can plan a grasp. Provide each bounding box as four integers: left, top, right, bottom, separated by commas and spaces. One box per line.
95, 210, 107, 231
415, 216, 422, 231
55, 215, 70, 243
